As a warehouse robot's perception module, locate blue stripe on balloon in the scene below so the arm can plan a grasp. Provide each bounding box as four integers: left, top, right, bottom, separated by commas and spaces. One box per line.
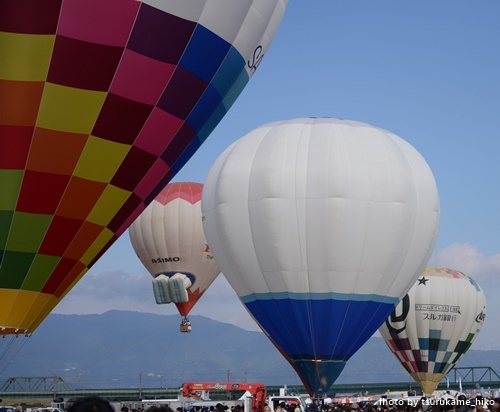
241, 292, 399, 304
197, 102, 228, 142
220, 68, 249, 110
187, 84, 223, 133
244, 296, 397, 393
468, 277, 481, 292
179, 24, 231, 83
211, 46, 248, 103
169, 137, 201, 178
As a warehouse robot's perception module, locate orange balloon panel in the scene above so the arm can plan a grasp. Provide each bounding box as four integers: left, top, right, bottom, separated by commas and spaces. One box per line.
0, 0, 287, 335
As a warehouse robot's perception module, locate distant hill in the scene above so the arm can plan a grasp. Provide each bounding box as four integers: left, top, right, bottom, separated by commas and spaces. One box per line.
1, 311, 498, 390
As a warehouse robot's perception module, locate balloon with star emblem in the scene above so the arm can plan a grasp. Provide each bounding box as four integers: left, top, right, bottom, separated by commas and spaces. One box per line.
379, 267, 486, 395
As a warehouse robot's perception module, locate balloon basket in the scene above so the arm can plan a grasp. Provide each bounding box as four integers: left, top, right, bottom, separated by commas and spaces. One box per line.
180, 317, 192, 333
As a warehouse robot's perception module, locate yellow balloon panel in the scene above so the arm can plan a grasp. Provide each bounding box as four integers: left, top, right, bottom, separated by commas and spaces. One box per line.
81, 228, 115, 266
0, 32, 54, 81
0, 290, 57, 334
26, 293, 64, 333
37, 83, 107, 134
73, 136, 130, 183
86, 187, 131, 227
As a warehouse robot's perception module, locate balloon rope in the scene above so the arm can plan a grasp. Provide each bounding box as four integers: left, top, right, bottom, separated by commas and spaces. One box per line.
0, 334, 31, 374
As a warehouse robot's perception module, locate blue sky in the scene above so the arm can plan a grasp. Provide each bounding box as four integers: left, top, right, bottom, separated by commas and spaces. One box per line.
55, 1, 500, 354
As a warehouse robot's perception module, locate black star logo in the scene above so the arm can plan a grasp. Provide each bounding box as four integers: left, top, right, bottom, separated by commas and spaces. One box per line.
418, 277, 428, 285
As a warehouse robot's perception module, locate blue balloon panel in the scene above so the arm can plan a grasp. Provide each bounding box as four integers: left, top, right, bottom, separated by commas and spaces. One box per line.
245, 295, 397, 393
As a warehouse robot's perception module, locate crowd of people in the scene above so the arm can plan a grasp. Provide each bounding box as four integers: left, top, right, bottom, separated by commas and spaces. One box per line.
118, 396, 500, 412
305, 396, 500, 412
4, 395, 500, 412
86, 396, 500, 412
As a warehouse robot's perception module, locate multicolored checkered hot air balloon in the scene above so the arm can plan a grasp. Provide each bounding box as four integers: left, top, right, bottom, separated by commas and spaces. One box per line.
0, 0, 287, 350
202, 118, 441, 395
379, 267, 486, 395
129, 182, 220, 333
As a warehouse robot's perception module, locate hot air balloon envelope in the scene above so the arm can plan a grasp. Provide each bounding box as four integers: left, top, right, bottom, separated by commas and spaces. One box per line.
0, 0, 287, 345
129, 182, 220, 322
202, 118, 440, 394
380, 267, 486, 395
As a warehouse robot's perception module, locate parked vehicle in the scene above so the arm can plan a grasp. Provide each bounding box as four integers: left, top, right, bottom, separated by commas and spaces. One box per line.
180, 382, 308, 412
33, 408, 65, 412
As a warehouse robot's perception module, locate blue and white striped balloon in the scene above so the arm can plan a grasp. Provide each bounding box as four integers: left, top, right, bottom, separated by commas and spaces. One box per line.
201, 118, 440, 395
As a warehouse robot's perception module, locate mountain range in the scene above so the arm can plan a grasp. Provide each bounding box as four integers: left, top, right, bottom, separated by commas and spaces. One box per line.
1, 311, 498, 390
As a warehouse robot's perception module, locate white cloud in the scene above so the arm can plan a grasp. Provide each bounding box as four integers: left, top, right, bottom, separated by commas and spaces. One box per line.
55, 269, 153, 314
54, 268, 260, 332
430, 243, 500, 283
55, 242, 500, 350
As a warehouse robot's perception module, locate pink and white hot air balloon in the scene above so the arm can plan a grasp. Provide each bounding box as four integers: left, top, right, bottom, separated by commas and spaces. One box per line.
129, 182, 219, 332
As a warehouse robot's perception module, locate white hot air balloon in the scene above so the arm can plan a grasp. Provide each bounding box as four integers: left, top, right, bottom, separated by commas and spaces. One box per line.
202, 118, 440, 394
130, 182, 220, 332
380, 267, 486, 395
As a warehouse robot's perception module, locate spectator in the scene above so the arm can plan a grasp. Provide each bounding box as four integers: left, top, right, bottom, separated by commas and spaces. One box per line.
68, 397, 114, 412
